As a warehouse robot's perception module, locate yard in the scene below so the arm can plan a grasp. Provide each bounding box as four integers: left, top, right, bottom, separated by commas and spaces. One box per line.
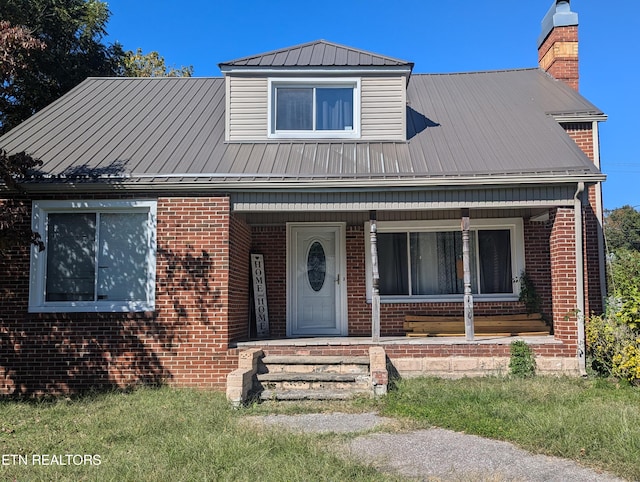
1, 377, 638, 481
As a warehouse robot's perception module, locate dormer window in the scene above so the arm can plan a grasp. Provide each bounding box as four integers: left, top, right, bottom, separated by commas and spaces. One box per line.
268, 78, 361, 139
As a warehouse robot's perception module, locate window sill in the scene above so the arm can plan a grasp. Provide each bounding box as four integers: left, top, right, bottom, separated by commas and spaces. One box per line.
28, 302, 155, 313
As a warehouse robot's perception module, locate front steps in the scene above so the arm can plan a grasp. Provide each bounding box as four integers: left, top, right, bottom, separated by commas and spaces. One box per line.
226, 347, 388, 406
258, 355, 372, 401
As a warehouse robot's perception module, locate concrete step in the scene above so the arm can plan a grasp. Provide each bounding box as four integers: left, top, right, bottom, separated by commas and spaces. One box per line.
260, 362, 370, 375
261, 355, 369, 365
259, 388, 372, 401
257, 372, 364, 383
255, 353, 374, 401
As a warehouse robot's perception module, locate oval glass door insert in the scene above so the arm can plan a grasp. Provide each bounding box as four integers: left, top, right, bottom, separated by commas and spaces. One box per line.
307, 241, 326, 292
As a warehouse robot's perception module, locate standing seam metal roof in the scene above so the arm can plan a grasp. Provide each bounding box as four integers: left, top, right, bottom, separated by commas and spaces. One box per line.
218, 39, 414, 69
0, 68, 604, 185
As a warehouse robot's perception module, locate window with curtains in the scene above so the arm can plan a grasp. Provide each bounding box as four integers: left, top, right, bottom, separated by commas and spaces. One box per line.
367, 219, 524, 301
269, 78, 360, 139
29, 200, 157, 312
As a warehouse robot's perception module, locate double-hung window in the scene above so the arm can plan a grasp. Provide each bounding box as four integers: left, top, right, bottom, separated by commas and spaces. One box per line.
29, 200, 157, 312
366, 219, 524, 301
269, 78, 360, 139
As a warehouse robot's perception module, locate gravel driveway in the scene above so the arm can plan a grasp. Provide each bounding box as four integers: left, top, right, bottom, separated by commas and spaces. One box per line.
254, 412, 624, 482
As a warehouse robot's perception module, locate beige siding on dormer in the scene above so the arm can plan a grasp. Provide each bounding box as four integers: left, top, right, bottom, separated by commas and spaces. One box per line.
225, 75, 407, 141
226, 76, 269, 141
360, 76, 406, 141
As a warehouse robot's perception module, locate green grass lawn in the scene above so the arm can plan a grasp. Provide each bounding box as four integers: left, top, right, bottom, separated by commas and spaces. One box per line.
379, 376, 640, 481
1, 377, 638, 481
0, 387, 390, 481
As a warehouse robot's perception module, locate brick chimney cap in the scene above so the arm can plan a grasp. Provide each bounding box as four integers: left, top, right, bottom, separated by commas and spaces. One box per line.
538, 0, 579, 47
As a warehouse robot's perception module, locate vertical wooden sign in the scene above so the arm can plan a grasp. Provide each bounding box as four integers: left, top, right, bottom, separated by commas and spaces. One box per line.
251, 254, 270, 338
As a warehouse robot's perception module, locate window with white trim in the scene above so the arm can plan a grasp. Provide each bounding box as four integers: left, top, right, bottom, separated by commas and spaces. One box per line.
269, 78, 360, 139
29, 200, 157, 312
365, 219, 525, 301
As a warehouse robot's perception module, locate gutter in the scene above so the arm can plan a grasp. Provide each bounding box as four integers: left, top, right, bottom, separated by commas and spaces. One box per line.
16, 172, 606, 193
574, 182, 587, 377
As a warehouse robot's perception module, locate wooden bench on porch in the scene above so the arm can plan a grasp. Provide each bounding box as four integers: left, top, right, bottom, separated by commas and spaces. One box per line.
404, 313, 550, 337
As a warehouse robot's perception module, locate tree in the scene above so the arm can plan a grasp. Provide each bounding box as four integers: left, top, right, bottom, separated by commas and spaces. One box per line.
122, 48, 193, 78
0, 20, 46, 83
605, 205, 640, 252
0, 0, 125, 134
0, 149, 44, 253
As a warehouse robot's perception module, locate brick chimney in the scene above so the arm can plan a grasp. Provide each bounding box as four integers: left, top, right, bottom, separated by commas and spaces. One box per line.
538, 0, 579, 90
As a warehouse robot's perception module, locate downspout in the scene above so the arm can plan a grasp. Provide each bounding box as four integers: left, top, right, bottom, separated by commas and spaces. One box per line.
574, 182, 587, 376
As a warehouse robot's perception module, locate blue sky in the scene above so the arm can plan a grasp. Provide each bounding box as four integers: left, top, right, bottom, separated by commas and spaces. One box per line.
105, 0, 640, 210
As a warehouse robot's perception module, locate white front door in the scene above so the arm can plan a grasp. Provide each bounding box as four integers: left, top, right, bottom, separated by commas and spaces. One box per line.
287, 223, 347, 337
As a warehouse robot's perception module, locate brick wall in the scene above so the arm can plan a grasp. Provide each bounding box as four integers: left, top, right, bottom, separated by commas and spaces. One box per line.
228, 215, 252, 343
524, 219, 554, 319
250, 226, 287, 338
0, 196, 241, 395
538, 25, 579, 90
549, 208, 579, 350
563, 121, 604, 316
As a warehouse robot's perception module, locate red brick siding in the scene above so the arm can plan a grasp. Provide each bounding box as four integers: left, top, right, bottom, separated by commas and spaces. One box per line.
583, 186, 604, 315
250, 226, 287, 338
563, 122, 604, 316
0, 196, 241, 395
228, 215, 252, 343
549, 208, 579, 350
524, 219, 554, 320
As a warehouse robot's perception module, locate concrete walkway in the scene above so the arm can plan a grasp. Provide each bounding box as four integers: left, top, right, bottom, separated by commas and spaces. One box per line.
254, 412, 624, 482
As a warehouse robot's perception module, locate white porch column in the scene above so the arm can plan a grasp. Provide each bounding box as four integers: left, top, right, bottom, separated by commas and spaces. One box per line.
370, 211, 381, 343
461, 209, 474, 341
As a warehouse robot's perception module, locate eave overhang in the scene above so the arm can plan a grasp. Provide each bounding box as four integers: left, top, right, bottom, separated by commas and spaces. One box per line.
13, 170, 605, 194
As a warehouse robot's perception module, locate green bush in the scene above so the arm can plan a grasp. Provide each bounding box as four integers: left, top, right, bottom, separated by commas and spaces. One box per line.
612, 336, 640, 384
588, 246, 640, 385
587, 314, 619, 376
608, 249, 640, 330
509, 340, 536, 378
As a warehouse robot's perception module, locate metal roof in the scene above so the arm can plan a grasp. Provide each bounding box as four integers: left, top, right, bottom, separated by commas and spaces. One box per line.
218, 40, 414, 69
0, 68, 604, 189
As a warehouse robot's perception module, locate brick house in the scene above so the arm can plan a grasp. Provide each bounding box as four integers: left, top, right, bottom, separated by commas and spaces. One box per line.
0, 0, 607, 398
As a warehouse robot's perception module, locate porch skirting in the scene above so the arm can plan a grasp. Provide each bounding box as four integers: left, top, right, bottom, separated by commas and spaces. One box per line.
234, 336, 580, 378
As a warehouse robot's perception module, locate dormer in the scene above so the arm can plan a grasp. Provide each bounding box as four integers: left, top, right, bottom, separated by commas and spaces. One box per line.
218, 40, 414, 142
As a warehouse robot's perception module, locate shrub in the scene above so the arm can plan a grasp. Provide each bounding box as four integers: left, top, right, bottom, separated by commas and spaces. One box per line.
612, 337, 640, 385
509, 340, 536, 378
588, 245, 640, 386
587, 310, 640, 386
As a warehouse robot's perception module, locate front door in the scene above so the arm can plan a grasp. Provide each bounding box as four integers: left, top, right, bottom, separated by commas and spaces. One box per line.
287, 223, 347, 336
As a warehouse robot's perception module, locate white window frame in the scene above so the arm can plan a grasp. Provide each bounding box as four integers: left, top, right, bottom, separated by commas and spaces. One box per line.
267, 77, 361, 139
29, 199, 157, 313
364, 218, 525, 303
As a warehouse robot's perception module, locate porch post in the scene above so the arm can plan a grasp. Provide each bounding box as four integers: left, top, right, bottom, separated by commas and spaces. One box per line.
370, 211, 381, 343
461, 209, 474, 341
